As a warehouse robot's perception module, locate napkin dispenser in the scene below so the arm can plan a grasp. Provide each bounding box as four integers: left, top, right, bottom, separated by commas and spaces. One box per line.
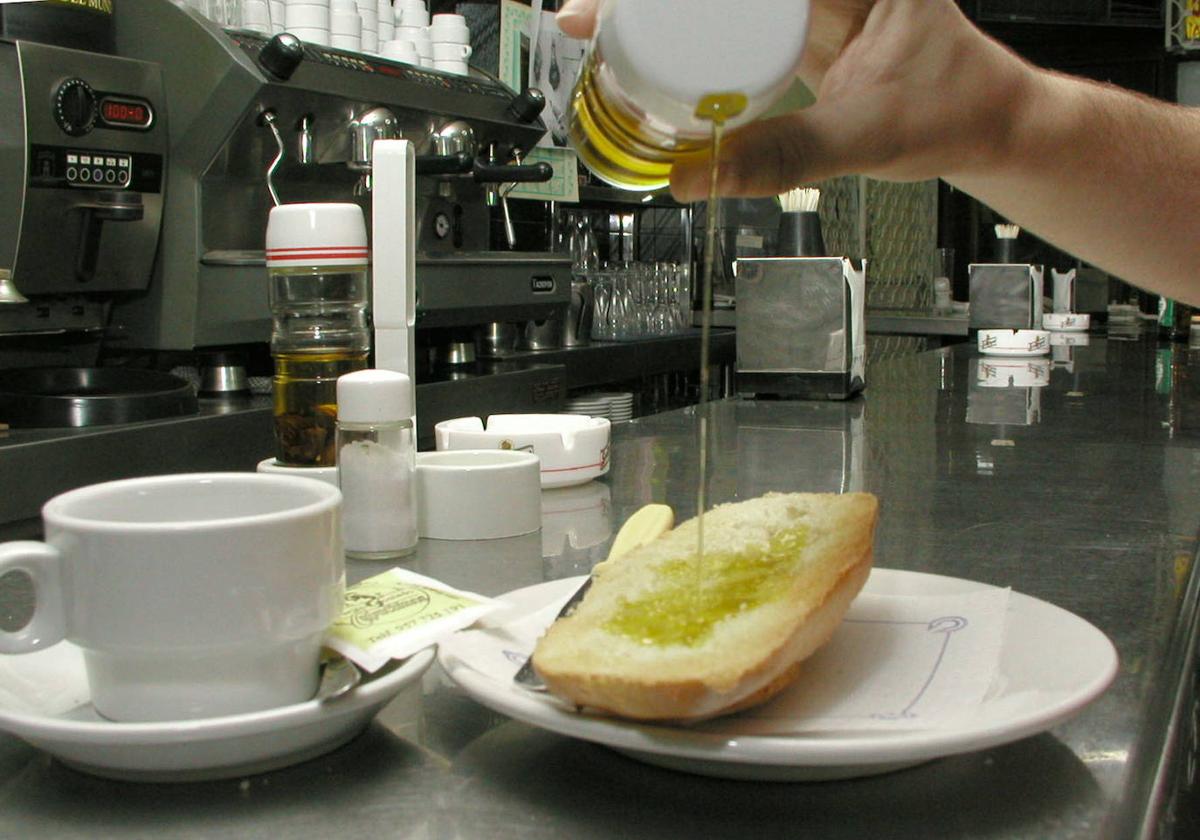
968, 264, 1044, 330
734, 257, 866, 400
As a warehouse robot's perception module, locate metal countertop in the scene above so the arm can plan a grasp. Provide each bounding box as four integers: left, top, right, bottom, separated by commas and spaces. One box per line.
1, 332, 1198, 839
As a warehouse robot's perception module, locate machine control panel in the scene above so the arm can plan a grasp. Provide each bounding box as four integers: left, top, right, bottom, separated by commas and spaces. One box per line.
28, 144, 163, 192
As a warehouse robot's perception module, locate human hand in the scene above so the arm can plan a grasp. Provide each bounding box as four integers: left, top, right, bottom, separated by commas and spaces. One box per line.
557, 0, 1036, 201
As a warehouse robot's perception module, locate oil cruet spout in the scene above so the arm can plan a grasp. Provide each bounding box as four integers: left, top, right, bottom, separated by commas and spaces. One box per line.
0, 269, 28, 305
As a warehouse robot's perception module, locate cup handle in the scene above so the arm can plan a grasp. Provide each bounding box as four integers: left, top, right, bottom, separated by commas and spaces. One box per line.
0, 541, 65, 654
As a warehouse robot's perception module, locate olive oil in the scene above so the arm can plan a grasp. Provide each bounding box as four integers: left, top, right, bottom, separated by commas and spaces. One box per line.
273, 350, 367, 467
603, 526, 809, 647
695, 93, 746, 565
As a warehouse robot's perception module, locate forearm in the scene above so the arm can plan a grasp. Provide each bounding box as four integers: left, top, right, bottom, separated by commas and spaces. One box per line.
950, 67, 1200, 304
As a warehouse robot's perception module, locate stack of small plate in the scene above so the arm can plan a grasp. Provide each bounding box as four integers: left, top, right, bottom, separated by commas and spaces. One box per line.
563, 394, 612, 418
603, 392, 634, 422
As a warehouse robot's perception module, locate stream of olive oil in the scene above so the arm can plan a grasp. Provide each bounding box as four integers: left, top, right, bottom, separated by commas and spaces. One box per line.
693, 93, 746, 568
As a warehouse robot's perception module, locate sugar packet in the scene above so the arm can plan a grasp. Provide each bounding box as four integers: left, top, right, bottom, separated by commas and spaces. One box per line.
325, 568, 502, 673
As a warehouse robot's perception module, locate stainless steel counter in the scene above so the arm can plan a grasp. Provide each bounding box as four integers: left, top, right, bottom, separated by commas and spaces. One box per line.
1, 333, 1198, 839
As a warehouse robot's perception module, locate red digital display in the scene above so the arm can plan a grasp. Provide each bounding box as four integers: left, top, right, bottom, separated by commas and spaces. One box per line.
99, 98, 153, 130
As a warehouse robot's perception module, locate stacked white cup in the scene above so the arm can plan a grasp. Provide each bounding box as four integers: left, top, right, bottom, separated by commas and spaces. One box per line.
393, 23, 431, 66
395, 0, 426, 26
376, 0, 394, 43
380, 38, 419, 64
355, 0, 378, 52
269, 0, 285, 32
285, 0, 330, 45
428, 12, 471, 75
241, 0, 273, 32
330, 0, 361, 50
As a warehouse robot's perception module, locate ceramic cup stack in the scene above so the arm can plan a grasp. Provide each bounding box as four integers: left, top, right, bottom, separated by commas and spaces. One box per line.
285, 0, 330, 45
380, 38, 419, 64
392, 23, 432, 67
270, 0, 285, 32
240, 0, 273, 32
355, 0, 378, 52
329, 0, 362, 50
376, 0, 394, 43
428, 12, 471, 75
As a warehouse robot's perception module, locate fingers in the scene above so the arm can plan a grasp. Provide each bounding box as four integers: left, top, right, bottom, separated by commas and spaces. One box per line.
669, 108, 853, 202
556, 0, 600, 38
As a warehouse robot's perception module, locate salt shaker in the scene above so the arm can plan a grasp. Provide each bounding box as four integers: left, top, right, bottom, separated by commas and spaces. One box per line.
336, 369, 418, 559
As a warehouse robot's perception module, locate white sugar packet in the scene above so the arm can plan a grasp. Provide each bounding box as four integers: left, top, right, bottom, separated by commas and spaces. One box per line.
445, 583, 1010, 733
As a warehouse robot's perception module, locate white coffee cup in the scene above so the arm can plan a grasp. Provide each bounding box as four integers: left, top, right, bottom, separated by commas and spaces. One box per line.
331, 33, 361, 50
288, 26, 331, 44
330, 7, 361, 36
241, 0, 272, 29
428, 12, 468, 44
0, 473, 345, 722
330, 0, 355, 10
432, 41, 471, 61
381, 38, 419, 64
396, 0, 427, 27
361, 27, 379, 51
376, 0, 393, 39
394, 23, 429, 47
433, 59, 468, 76
284, 2, 328, 28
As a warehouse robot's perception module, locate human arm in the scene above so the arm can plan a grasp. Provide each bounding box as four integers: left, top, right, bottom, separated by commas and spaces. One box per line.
558, 0, 1200, 305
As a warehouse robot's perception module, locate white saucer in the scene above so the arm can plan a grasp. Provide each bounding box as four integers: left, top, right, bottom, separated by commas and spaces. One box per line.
439, 570, 1117, 781
0, 643, 434, 781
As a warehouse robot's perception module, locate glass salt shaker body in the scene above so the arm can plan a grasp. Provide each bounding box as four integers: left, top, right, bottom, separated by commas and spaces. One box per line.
336, 369, 418, 560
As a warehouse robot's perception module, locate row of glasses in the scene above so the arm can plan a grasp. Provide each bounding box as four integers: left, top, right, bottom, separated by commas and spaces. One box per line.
587, 261, 693, 341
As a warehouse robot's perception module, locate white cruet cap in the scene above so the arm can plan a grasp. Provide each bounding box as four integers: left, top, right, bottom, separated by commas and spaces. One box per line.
598, 0, 810, 135
265, 203, 369, 268
337, 369, 413, 424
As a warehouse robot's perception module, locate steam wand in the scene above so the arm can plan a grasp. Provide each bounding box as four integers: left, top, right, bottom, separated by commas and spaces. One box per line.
259, 109, 285, 206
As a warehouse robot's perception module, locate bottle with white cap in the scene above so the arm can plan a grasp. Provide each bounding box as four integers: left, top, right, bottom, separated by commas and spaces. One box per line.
336, 369, 418, 559
266, 203, 371, 468
569, 0, 810, 191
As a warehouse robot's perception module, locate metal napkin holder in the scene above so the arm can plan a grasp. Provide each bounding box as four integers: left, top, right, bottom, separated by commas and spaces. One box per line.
734, 257, 866, 400
968, 263, 1045, 329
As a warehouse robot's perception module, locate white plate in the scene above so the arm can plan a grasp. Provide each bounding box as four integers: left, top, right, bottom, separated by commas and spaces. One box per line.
0, 645, 435, 782
439, 570, 1117, 781
978, 346, 1050, 358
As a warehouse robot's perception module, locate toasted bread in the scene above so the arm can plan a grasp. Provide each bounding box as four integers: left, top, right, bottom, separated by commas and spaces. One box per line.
531, 492, 879, 722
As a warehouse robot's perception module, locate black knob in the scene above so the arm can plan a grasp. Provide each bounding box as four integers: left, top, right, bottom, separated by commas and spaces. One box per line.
259, 33, 305, 81
505, 88, 546, 124
54, 78, 97, 137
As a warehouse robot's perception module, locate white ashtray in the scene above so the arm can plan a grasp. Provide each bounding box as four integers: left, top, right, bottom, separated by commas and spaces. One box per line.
416, 450, 541, 540
435, 414, 611, 489
977, 329, 1050, 357
1042, 313, 1090, 332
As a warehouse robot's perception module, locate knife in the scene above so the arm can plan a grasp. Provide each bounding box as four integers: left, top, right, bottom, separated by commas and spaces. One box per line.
513, 503, 674, 691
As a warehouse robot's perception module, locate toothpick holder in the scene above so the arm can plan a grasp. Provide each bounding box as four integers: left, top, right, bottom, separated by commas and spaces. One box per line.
777, 211, 826, 257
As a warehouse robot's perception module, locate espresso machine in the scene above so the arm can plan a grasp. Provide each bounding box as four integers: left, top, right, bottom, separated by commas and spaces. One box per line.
108, 0, 571, 440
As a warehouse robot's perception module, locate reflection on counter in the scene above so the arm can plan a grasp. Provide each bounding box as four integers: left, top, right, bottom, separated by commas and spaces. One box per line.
967, 357, 1049, 427
733, 400, 866, 497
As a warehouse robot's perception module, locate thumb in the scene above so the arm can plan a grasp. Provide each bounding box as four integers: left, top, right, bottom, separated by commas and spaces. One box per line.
669, 105, 872, 202
556, 0, 601, 38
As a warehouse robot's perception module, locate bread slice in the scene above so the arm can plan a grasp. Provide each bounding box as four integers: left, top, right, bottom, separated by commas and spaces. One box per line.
531, 492, 879, 722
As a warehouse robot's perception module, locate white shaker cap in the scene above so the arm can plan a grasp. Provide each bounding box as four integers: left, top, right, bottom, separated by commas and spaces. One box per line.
337, 368, 413, 423
599, 0, 810, 136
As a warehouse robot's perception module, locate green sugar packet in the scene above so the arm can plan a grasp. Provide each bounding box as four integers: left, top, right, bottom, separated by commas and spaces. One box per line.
326, 568, 501, 672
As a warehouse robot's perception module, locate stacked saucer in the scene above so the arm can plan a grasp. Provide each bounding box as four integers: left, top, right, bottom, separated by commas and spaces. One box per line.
603, 392, 634, 422
563, 393, 611, 419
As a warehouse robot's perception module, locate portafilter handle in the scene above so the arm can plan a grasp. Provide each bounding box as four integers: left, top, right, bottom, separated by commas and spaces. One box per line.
67, 190, 144, 284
